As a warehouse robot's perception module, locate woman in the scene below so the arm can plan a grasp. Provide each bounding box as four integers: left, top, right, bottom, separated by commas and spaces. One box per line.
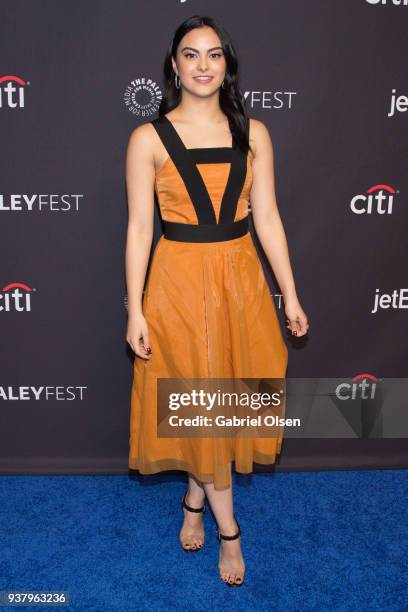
125, 15, 308, 587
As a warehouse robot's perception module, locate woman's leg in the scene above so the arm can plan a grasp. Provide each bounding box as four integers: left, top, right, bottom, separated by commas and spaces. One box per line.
179, 473, 206, 551
202, 462, 245, 585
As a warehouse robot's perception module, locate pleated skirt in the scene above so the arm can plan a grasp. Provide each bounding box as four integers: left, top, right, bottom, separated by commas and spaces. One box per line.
129, 231, 289, 490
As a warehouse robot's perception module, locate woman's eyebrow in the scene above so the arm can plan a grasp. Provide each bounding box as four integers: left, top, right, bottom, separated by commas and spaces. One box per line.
181, 46, 223, 52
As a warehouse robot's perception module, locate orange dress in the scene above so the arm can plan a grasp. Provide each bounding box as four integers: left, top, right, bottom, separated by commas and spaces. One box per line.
128, 115, 288, 490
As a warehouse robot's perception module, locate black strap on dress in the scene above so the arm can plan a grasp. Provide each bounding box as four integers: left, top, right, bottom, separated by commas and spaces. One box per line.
151, 115, 250, 243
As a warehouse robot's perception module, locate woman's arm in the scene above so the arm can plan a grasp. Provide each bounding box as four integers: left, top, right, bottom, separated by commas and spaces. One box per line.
125, 124, 156, 357
249, 119, 309, 337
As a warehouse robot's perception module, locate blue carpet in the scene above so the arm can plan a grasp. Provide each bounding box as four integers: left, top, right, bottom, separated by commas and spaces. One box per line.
0, 469, 407, 611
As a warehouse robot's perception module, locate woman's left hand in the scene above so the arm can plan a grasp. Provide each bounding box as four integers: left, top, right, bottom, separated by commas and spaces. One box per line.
284, 298, 309, 337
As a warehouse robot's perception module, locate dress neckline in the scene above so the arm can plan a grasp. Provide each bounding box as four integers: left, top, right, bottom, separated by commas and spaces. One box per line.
187, 147, 232, 152
151, 114, 248, 225
162, 115, 234, 151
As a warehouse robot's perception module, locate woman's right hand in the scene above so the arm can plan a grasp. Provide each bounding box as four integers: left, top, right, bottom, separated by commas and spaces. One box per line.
126, 313, 152, 360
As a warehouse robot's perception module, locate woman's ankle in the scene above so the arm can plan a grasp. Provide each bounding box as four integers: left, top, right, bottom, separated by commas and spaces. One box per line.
186, 489, 205, 507
217, 517, 239, 536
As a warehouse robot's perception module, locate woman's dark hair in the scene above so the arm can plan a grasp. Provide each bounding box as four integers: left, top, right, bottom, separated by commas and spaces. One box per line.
158, 15, 252, 156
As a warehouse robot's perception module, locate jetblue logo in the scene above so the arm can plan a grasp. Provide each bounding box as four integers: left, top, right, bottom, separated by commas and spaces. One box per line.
388, 89, 408, 117
371, 289, 408, 314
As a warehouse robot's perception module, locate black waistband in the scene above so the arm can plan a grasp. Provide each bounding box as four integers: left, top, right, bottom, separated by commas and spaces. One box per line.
162, 215, 249, 243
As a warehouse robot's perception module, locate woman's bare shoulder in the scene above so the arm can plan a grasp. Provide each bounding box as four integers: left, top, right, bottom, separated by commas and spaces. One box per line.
126, 121, 165, 175
248, 117, 273, 158
127, 120, 158, 150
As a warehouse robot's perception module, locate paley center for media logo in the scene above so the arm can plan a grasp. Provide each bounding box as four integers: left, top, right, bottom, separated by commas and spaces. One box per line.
0, 283, 34, 312
0, 75, 29, 108
123, 76, 163, 117
350, 183, 399, 214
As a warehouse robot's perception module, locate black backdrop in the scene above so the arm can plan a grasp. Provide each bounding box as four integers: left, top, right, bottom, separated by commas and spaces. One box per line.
1, 0, 407, 474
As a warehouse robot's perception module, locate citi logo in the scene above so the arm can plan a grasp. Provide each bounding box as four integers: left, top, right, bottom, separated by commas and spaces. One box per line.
0, 282, 34, 312
0, 75, 29, 108
335, 373, 379, 400
350, 184, 398, 214
366, 0, 408, 5
388, 88, 408, 117
243, 90, 297, 110
371, 288, 408, 313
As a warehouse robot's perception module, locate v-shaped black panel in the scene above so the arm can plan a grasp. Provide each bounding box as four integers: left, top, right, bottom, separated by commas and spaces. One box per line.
151, 115, 248, 226
218, 118, 249, 224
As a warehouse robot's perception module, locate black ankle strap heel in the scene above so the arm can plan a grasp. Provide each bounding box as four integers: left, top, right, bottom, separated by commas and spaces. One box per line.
216, 519, 244, 587
216, 518, 240, 542
180, 491, 205, 553
181, 491, 205, 514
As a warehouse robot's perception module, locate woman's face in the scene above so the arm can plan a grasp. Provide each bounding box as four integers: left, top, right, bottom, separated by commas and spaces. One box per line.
172, 26, 226, 95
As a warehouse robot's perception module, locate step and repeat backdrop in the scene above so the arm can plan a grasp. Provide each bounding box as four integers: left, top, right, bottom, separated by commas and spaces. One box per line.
1, 0, 407, 474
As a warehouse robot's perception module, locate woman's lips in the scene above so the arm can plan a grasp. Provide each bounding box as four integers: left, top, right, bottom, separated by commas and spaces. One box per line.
193, 76, 213, 83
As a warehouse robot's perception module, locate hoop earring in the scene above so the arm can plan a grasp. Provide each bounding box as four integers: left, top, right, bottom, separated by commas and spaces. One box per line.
175, 74, 180, 89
